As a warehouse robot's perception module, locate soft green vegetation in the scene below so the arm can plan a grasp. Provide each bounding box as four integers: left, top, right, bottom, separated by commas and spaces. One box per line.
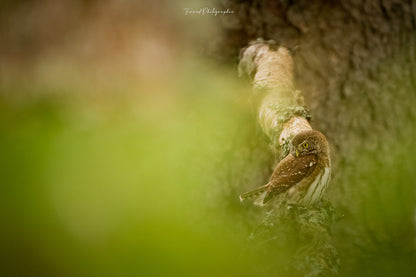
0, 58, 415, 277
0, 61, 265, 276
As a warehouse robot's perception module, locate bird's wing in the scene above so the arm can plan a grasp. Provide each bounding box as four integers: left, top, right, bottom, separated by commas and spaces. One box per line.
269, 154, 317, 185
239, 154, 318, 205
261, 154, 318, 204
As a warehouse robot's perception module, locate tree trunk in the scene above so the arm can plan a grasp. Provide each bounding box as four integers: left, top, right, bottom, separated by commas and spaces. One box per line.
219, 0, 416, 276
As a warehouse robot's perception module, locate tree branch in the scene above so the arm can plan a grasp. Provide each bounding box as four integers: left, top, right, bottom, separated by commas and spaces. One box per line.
239, 40, 339, 277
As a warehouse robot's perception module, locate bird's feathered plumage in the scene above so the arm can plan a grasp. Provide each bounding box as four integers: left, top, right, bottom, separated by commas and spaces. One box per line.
239, 130, 331, 206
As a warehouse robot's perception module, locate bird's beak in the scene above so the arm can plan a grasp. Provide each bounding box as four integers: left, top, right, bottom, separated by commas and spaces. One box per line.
295, 149, 299, 157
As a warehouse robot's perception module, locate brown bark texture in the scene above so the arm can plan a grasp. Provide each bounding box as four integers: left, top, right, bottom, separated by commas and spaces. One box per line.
219, 1, 416, 276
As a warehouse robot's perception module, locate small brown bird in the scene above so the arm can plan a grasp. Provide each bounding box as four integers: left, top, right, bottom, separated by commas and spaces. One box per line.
240, 130, 331, 206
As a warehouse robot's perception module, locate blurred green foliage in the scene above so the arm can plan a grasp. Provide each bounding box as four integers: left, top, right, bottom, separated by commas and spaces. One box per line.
0, 60, 266, 276
1, 54, 416, 276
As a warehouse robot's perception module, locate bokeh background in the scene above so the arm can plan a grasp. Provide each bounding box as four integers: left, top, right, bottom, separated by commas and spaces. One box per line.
0, 1, 264, 276
1, 0, 415, 276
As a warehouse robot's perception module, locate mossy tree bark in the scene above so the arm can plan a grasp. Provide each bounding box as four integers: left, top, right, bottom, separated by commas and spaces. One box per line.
239, 41, 339, 277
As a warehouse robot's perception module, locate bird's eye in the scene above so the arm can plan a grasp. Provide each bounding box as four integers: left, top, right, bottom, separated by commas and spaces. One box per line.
302, 142, 309, 148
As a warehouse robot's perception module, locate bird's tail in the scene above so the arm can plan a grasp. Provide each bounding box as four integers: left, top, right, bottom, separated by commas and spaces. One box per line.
239, 184, 269, 202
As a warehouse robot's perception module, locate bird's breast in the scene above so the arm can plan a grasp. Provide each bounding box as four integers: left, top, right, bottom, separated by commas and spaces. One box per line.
300, 167, 331, 206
